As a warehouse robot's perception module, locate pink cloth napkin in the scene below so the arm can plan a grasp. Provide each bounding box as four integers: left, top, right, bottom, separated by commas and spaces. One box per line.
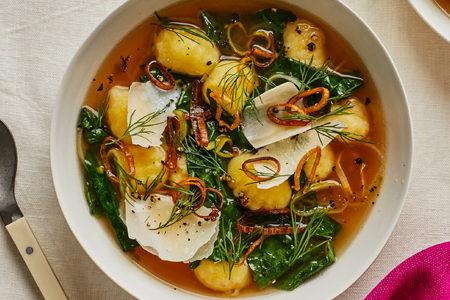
365, 242, 450, 300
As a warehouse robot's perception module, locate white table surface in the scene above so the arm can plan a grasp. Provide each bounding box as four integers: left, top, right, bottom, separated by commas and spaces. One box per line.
1, 0, 449, 299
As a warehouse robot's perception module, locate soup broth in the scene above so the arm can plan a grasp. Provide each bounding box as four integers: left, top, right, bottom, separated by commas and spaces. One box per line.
80, 0, 386, 296
434, 0, 450, 16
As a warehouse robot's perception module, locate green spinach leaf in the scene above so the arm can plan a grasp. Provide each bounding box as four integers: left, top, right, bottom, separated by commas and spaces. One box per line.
176, 83, 193, 111
78, 108, 108, 144
200, 9, 227, 44
274, 241, 335, 290
139, 75, 149, 83
247, 214, 341, 289
189, 260, 201, 270
84, 176, 103, 218
262, 57, 364, 102
247, 235, 295, 288
206, 120, 220, 142
316, 216, 342, 238
84, 150, 139, 252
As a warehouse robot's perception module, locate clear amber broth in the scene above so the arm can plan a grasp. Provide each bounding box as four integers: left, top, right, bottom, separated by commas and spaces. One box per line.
84, 0, 386, 297
434, 0, 450, 16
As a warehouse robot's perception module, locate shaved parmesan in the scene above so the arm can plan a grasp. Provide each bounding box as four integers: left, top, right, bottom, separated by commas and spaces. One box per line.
127, 82, 181, 148
253, 118, 345, 189
183, 227, 219, 263
242, 82, 311, 149
141, 245, 158, 256
141, 220, 219, 264
125, 194, 219, 262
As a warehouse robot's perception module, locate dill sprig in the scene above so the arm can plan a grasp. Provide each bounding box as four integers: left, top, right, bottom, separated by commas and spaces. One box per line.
217, 59, 272, 122
308, 122, 375, 145
96, 83, 110, 128
107, 106, 169, 145
184, 136, 228, 175
152, 12, 214, 47
240, 165, 290, 185
327, 84, 360, 103
289, 208, 330, 264
296, 56, 332, 93
280, 101, 354, 122
116, 162, 166, 204
218, 60, 256, 114
216, 222, 263, 278
150, 180, 201, 230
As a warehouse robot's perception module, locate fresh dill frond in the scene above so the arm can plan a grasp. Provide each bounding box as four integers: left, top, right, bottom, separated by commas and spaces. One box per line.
107, 106, 169, 145
153, 24, 213, 46
152, 11, 214, 47
217, 59, 272, 122
289, 208, 329, 264
257, 75, 276, 90
280, 101, 354, 122
164, 178, 195, 195
307, 122, 375, 145
96, 83, 110, 128
218, 60, 254, 114
240, 165, 290, 185
116, 162, 166, 204
296, 56, 332, 93
216, 222, 263, 278
326, 84, 360, 103
184, 136, 228, 175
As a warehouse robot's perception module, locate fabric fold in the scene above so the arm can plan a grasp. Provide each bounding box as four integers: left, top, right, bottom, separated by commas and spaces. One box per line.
365, 242, 450, 300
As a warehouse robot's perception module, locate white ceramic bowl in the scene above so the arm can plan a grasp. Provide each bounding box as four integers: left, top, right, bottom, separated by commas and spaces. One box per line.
409, 0, 450, 43
51, 0, 413, 299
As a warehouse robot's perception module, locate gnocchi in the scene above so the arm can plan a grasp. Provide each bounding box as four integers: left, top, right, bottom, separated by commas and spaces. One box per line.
284, 20, 327, 67
128, 145, 168, 191
202, 60, 257, 114
153, 27, 220, 76
227, 153, 292, 210
106, 86, 130, 144
194, 259, 252, 294
303, 145, 335, 181
332, 98, 370, 141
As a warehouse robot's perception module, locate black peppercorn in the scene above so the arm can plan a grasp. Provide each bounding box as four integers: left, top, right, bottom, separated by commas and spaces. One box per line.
307, 42, 316, 51
288, 13, 297, 22
231, 13, 241, 24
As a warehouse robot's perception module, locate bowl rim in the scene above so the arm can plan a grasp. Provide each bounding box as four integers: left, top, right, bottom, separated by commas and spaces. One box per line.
51, 0, 413, 299
408, 0, 450, 44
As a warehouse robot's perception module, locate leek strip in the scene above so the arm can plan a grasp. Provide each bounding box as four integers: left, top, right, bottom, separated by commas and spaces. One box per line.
173, 110, 188, 141
204, 135, 239, 158
227, 22, 250, 56
215, 136, 238, 158
291, 181, 346, 217
265, 74, 304, 91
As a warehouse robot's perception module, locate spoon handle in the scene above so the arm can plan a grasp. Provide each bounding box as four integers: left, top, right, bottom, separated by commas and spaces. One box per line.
6, 217, 68, 300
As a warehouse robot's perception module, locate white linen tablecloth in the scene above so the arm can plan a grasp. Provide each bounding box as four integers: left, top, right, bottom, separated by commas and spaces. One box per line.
0, 0, 449, 299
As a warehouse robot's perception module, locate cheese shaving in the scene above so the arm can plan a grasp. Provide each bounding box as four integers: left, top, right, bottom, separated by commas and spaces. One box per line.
253, 118, 345, 189
242, 82, 311, 149
127, 82, 181, 148
125, 194, 219, 262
